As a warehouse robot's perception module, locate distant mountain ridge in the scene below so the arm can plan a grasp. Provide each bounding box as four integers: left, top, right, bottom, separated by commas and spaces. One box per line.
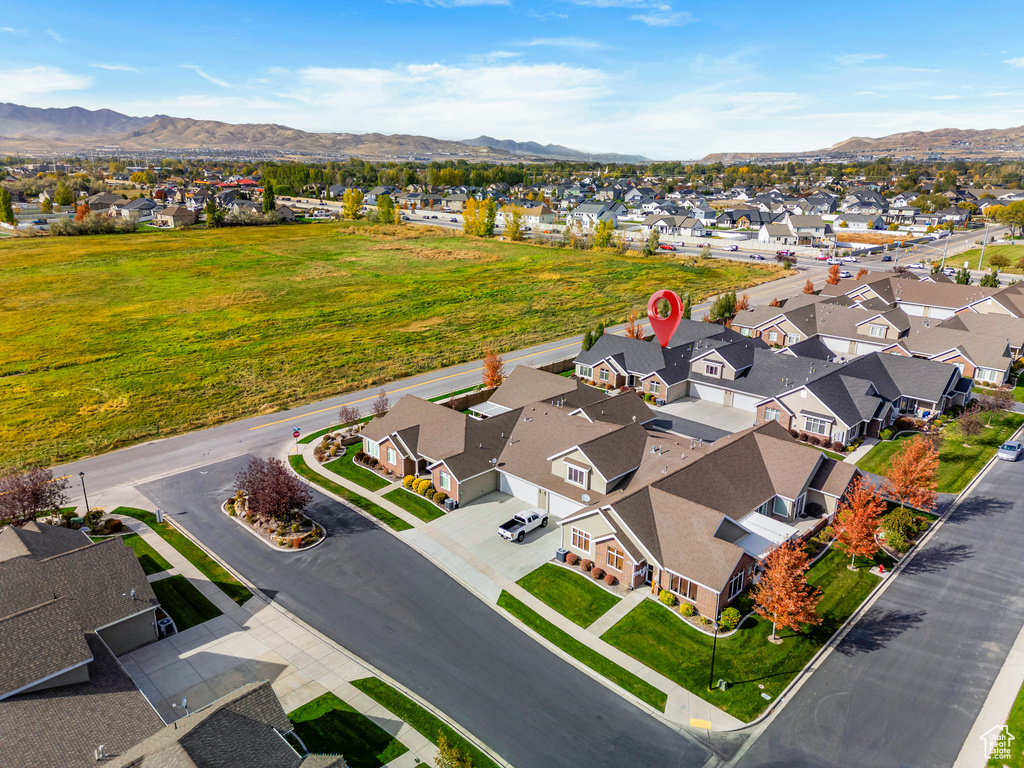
0, 102, 165, 139
462, 135, 648, 163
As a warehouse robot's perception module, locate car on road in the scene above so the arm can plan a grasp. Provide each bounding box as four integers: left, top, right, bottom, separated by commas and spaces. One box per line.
497, 508, 548, 543
839, 270, 853, 278
449, 217, 457, 222
827, 257, 842, 265
750, 253, 766, 260
816, 253, 830, 260
942, 267, 957, 277
881, 255, 892, 262
908, 262, 927, 270
722, 244, 739, 251
658, 244, 675, 251
697, 242, 710, 248
430, 215, 438, 219
776, 249, 794, 257
997, 441, 1023, 462
842, 255, 858, 263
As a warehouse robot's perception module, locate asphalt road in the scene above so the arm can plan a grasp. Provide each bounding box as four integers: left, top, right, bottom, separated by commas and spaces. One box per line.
735, 453, 1024, 768
138, 456, 714, 768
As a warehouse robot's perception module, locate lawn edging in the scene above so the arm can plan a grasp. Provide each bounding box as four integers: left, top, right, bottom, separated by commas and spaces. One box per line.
382, 486, 446, 523
728, 420, 1024, 736
219, 501, 327, 553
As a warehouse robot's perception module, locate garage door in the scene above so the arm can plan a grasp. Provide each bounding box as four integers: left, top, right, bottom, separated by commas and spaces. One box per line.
498, 473, 539, 504
691, 383, 726, 404
731, 392, 761, 412
549, 493, 584, 519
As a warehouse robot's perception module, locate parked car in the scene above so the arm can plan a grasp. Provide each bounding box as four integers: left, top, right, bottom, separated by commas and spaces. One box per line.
722, 244, 739, 251
776, 249, 794, 257
881, 255, 892, 262
997, 441, 1023, 461
942, 267, 957, 277
658, 244, 675, 251
827, 257, 842, 265
497, 508, 548, 543
839, 270, 853, 278
750, 253, 766, 260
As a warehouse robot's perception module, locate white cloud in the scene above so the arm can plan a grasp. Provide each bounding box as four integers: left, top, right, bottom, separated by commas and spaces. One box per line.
1, 26, 27, 36
1005, 57, 1024, 68
180, 65, 232, 88
45, 29, 66, 43
0, 66, 92, 100
396, 0, 509, 6
835, 53, 886, 66
630, 10, 694, 26
929, 94, 962, 100
518, 37, 610, 50
90, 63, 140, 73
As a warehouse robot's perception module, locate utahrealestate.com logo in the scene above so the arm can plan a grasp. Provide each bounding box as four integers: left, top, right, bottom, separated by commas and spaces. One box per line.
982, 724, 1015, 761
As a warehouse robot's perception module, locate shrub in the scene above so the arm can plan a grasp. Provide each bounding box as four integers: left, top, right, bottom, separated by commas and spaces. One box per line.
291, 522, 301, 533
882, 506, 916, 550
83, 507, 103, 530
226, 496, 236, 507
329, 444, 338, 457
698, 616, 712, 627
403, 475, 415, 489
368, 457, 379, 468
591, 566, 606, 580
679, 603, 695, 617
879, 428, 894, 440
580, 559, 593, 572
245, 514, 256, 525
604, 573, 617, 586
719, 606, 741, 630
658, 589, 676, 607
291, 536, 302, 549
415, 478, 432, 495
565, 552, 579, 566
789, 428, 800, 438
830, 440, 845, 453
433, 491, 447, 505
228, 508, 237, 517
798, 432, 810, 442
421, 484, 435, 497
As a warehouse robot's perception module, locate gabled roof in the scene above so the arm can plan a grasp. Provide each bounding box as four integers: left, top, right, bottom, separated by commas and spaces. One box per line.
488, 365, 583, 410
840, 351, 960, 403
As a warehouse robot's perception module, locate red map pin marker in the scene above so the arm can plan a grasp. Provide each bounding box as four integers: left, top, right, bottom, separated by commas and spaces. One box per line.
646, 289, 684, 348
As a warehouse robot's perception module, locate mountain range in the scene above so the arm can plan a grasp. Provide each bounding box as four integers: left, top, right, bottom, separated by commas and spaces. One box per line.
0, 102, 641, 163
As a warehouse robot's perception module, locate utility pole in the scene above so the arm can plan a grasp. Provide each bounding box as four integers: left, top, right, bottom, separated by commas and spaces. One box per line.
978, 223, 991, 272
940, 232, 950, 270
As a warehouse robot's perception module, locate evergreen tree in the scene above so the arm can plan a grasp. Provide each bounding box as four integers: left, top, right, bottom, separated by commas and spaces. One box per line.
979, 268, 1000, 288
0, 187, 15, 225
955, 266, 972, 285
582, 330, 593, 352
682, 293, 692, 320
262, 178, 276, 215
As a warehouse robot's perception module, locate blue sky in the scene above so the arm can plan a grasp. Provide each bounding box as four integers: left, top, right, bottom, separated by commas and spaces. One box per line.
2, 0, 1023, 159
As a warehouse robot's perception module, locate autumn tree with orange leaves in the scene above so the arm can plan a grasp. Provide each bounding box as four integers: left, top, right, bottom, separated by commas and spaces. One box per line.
856, 267, 869, 279
768, 297, 783, 307
752, 541, 822, 643
882, 435, 938, 513
482, 349, 505, 388
825, 264, 842, 285
624, 310, 645, 340
834, 477, 886, 569
735, 293, 750, 311
74, 202, 90, 222
803, 279, 815, 295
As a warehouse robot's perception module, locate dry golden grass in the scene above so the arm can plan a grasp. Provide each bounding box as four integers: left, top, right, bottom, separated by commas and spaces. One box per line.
836, 231, 904, 245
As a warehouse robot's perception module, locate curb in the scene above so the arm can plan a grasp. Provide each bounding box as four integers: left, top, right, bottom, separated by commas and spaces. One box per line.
219, 501, 327, 553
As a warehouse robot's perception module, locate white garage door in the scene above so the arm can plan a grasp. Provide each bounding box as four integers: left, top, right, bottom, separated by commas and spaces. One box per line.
498, 473, 539, 504
691, 383, 726, 404
549, 493, 584, 518
731, 392, 761, 412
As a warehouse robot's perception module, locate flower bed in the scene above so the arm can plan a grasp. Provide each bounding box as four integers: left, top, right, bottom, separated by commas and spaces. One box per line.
223, 495, 323, 550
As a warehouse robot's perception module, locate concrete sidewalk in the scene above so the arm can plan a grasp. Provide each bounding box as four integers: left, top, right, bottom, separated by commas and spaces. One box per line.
843, 437, 878, 464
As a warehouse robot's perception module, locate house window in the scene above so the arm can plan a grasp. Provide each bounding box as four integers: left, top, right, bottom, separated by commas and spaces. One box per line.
804, 416, 830, 436
606, 547, 624, 571
599, 368, 610, 382
869, 324, 886, 338
571, 527, 591, 552
649, 380, 661, 395
439, 471, 451, 492
740, 328, 751, 337
754, 498, 772, 516
786, 334, 800, 345
764, 407, 781, 422
567, 465, 587, 486
670, 574, 698, 600
976, 368, 999, 383
578, 365, 593, 379
728, 571, 745, 600
386, 447, 397, 465
766, 331, 778, 342
365, 441, 380, 459
704, 363, 722, 377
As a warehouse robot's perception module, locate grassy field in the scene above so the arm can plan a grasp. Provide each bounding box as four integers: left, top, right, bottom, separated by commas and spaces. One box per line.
858, 412, 1024, 493
323, 453, 391, 492
601, 548, 889, 722
151, 574, 222, 631
497, 590, 667, 711
288, 693, 407, 768
91, 532, 172, 575
114, 507, 252, 604
0, 222, 784, 469
350, 677, 499, 768
382, 488, 445, 523
289, 454, 412, 531
988, 681, 1024, 766
516, 563, 620, 628
958, 243, 1024, 272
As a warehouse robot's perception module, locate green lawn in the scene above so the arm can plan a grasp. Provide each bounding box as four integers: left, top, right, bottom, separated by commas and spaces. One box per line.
975, 376, 1024, 404
858, 412, 1024, 493
288, 693, 407, 768
324, 452, 390, 492
989, 680, 1024, 767
382, 488, 445, 523
91, 532, 172, 575
151, 574, 222, 631
497, 591, 667, 712
0, 222, 784, 469
427, 385, 479, 403
113, 507, 252, 604
601, 548, 888, 722
958, 243, 1024, 272
289, 455, 413, 531
350, 678, 500, 768
516, 563, 620, 628
298, 425, 341, 445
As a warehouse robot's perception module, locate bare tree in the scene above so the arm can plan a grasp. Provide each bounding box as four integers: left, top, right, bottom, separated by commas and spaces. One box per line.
235, 457, 311, 524
0, 468, 71, 527
371, 389, 391, 418
337, 404, 361, 426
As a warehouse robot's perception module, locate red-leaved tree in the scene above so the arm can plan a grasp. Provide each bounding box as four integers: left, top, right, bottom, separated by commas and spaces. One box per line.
0, 468, 71, 527
624, 310, 645, 340
834, 476, 886, 568
856, 267, 869, 279
752, 541, 822, 642
825, 264, 841, 285
882, 434, 939, 513
735, 293, 750, 311
74, 202, 91, 222
482, 350, 505, 388
235, 457, 311, 524
803, 279, 815, 295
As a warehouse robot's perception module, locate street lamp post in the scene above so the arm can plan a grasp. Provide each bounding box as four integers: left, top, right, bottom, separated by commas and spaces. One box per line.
708, 618, 720, 691
978, 224, 991, 272
78, 472, 90, 516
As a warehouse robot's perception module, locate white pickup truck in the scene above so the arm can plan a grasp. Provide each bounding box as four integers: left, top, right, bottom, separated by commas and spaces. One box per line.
497, 508, 548, 543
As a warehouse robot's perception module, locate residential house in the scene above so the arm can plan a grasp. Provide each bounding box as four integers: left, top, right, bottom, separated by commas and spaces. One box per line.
641, 214, 707, 238
834, 213, 886, 231
154, 205, 198, 228
570, 202, 625, 230
85, 192, 124, 211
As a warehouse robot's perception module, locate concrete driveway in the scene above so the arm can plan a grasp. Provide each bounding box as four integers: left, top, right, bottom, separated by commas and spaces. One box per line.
655, 397, 756, 437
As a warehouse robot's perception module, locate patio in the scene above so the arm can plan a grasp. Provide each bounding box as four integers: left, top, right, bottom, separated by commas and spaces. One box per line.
653, 397, 756, 440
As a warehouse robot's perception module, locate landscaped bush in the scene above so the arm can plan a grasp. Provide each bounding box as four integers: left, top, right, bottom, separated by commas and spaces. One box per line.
432, 491, 447, 505
355, 451, 366, 462
698, 616, 712, 627
879, 428, 894, 440
798, 432, 810, 442
604, 573, 617, 586
882, 506, 916, 551
830, 440, 845, 453
565, 552, 579, 566
789, 428, 800, 438
403, 475, 415, 489
415, 478, 432, 495
658, 589, 676, 607
291, 522, 301, 533
580, 559, 593, 572
719, 606, 741, 630
591, 567, 606, 580
291, 536, 302, 548
329, 444, 338, 456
